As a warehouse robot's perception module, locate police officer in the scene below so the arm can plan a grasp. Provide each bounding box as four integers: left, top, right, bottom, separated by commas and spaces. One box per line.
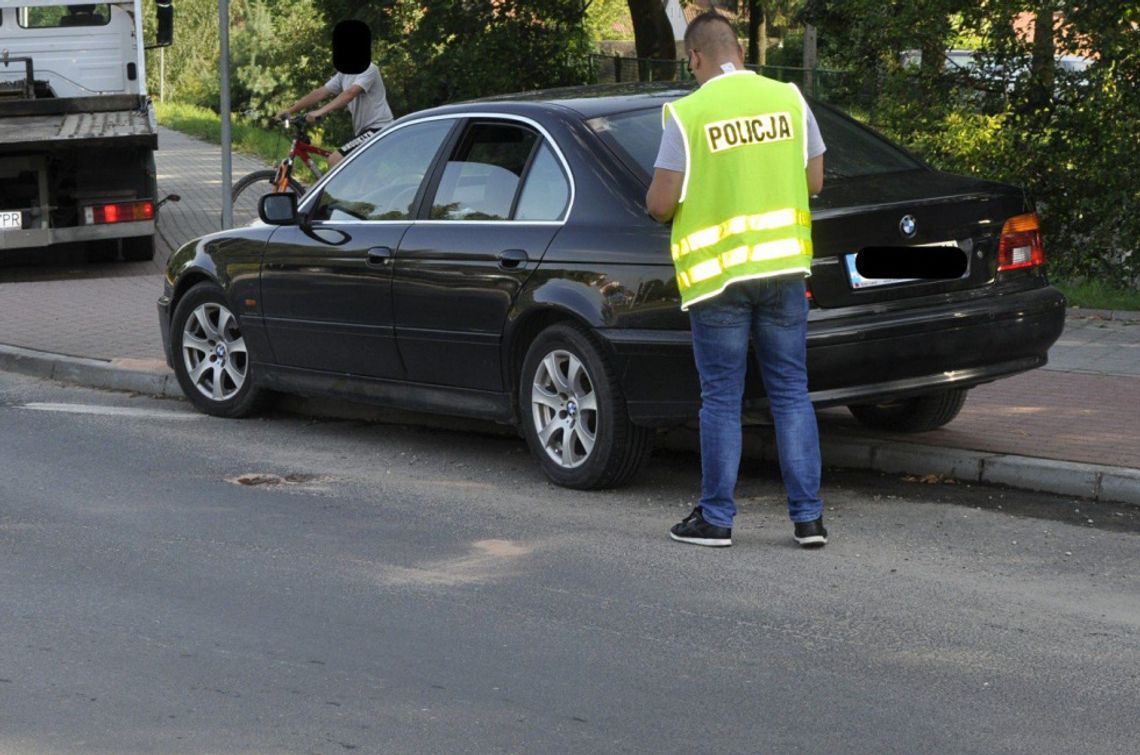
646, 11, 828, 549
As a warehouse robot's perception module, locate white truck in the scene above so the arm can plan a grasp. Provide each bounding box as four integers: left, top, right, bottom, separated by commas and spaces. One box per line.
0, 1, 172, 261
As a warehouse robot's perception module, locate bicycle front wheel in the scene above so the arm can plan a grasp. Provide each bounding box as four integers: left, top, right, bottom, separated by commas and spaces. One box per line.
226, 170, 305, 229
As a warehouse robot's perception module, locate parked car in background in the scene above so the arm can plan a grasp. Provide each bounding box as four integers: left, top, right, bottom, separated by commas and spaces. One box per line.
157, 83, 1065, 489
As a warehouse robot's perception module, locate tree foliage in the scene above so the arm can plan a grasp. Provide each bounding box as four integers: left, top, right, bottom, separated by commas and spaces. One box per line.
804, 1, 1140, 287
151, 0, 1137, 284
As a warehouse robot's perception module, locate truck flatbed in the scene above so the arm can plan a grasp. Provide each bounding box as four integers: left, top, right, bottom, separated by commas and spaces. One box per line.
0, 95, 156, 152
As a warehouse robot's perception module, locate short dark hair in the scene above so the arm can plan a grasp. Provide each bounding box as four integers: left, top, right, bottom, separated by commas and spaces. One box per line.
684, 11, 737, 55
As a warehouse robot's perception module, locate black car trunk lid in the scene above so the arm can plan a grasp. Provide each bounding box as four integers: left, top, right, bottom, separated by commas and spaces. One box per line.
807, 170, 1025, 309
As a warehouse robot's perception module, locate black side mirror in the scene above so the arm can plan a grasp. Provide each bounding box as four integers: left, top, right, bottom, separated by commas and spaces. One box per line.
155, 0, 173, 47
259, 192, 299, 225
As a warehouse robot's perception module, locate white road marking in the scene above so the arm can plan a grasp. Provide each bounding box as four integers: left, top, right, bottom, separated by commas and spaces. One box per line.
17, 402, 204, 420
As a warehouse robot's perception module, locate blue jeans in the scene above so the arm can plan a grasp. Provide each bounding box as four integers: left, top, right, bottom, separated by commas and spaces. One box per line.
688, 277, 823, 527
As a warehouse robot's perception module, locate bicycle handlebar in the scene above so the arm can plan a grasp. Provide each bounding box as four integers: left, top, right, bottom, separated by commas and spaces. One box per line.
270, 113, 323, 140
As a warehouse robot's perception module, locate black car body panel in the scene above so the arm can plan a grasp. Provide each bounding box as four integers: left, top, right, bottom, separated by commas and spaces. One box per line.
159, 84, 1065, 432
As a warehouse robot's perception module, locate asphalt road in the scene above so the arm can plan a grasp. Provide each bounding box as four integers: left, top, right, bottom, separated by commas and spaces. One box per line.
1, 372, 1137, 754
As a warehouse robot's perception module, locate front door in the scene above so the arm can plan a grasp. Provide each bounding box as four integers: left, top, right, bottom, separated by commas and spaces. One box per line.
258, 119, 456, 379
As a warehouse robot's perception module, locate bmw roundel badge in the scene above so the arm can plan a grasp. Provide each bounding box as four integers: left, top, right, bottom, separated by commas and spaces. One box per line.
899, 214, 917, 238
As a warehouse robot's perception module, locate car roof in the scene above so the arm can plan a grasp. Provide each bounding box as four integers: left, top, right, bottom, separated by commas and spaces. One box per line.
405, 80, 838, 125
401, 82, 696, 123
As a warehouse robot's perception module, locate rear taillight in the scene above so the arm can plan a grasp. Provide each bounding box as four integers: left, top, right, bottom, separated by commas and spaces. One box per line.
998, 212, 1045, 271
84, 201, 155, 225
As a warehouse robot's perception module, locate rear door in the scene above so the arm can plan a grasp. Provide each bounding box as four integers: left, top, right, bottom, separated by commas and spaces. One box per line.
392, 119, 572, 391
258, 119, 455, 379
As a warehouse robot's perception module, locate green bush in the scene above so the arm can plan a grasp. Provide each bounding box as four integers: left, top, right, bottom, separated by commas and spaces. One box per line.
869, 63, 1139, 289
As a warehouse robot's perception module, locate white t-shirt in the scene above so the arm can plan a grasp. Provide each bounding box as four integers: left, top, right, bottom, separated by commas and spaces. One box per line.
324, 64, 394, 135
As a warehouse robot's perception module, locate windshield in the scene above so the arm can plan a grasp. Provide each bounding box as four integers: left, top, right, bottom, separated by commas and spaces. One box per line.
588, 103, 923, 182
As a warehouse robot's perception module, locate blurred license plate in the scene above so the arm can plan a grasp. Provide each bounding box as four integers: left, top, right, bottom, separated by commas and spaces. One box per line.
844, 253, 917, 289
0, 211, 21, 230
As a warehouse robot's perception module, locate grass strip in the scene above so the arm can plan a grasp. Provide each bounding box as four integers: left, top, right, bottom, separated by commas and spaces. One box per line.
154, 101, 324, 185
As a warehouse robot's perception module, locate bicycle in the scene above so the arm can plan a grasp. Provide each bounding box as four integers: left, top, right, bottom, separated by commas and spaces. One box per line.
227, 114, 332, 228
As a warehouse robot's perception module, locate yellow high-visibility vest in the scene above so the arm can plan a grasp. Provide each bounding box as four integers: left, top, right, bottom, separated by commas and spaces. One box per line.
664, 71, 813, 309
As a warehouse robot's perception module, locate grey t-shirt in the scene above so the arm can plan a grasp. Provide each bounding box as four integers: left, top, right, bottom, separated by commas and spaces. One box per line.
324, 64, 394, 135
654, 83, 826, 173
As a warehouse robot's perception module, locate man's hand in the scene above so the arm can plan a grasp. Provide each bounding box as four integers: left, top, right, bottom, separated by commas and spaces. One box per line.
646, 168, 684, 223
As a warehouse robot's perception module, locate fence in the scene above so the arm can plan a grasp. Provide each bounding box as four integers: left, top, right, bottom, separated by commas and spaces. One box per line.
588, 54, 876, 115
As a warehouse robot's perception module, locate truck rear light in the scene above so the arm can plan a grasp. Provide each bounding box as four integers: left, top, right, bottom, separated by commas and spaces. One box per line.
84, 201, 154, 225
997, 212, 1045, 271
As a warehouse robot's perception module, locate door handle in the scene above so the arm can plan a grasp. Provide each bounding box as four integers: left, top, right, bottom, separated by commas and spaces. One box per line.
366, 246, 394, 266
497, 248, 529, 270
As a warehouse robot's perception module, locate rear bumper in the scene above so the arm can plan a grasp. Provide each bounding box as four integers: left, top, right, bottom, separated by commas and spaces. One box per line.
599, 284, 1066, 426
0, 220, 154, 251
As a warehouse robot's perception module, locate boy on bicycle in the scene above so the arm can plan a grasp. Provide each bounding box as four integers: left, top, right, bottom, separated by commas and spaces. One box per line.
275, 20, 393, 168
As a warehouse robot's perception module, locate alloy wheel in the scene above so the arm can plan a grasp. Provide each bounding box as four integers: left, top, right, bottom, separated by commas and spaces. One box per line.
181, 302, 248, 402
530, 349, 598, 469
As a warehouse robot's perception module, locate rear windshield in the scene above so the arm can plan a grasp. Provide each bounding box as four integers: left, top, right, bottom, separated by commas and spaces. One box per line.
588, 104, 923, 181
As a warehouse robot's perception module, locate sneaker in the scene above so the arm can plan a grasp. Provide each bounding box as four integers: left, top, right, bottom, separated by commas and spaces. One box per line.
793, 517, 828, 548
670, 507, 732, 547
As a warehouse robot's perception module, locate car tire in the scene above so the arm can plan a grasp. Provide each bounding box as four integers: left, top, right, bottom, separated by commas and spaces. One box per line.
519, 323, 653, 489
170, 282, 266, 418
121, 235, 155, 262
847, 388, 969, 433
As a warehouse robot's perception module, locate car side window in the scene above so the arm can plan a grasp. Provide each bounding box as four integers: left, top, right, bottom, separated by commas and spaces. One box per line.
430, 123, 539, 221
312, 120, 452, 222
514, 143, 570, 221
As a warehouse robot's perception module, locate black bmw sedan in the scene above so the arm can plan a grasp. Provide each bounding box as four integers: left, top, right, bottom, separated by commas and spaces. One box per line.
158, 83, 1065, 489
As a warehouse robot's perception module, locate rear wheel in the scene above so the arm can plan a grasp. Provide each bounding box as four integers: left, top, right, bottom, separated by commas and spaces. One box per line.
847, 388, 969, 433
228, 169, 304, 229
519, 323, 652, 489
170, 282, 265, 418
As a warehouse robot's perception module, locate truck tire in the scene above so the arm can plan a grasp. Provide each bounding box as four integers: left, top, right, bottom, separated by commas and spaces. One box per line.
121, 235, 155, 262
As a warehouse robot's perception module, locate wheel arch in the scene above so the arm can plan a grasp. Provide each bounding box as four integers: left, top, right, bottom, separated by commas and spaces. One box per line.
169, 270, 221, 324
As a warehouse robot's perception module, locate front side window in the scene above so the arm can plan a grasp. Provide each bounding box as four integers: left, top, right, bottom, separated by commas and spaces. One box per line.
312, 120, 452, 222
430, 123, 539, 221
19, 4, 112, 28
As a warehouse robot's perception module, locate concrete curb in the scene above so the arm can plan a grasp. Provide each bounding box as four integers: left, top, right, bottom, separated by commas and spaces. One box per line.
0, 344, 183, 398
1068, 307, 1140, 322
4, 343, 1139, 507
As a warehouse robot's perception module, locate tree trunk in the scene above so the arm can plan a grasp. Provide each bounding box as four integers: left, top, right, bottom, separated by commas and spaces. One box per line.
627, 0, 678, 80
747, 1, 765, 67
1028, 5, 1056, 111
802, 24, 818, 94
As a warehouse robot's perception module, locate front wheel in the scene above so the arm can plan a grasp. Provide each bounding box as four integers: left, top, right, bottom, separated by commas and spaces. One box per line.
227, 169, 304, 229
519, 323, 652, 489
847, 388, 969, 433
170, 282, 266, 418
